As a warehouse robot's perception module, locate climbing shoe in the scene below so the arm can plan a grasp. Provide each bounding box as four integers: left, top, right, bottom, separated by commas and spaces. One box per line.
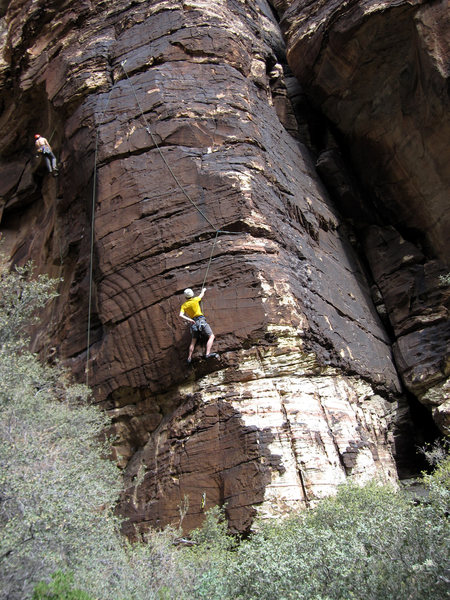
187, 357, 192, 365
205, 353, 218, 359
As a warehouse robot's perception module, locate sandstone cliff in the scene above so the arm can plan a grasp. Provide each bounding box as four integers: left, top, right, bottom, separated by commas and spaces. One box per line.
0, 0, 448, 535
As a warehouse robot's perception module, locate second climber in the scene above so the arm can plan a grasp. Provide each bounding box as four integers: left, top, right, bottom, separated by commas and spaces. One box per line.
179, 287, 218, 364
34, 134, 59, 176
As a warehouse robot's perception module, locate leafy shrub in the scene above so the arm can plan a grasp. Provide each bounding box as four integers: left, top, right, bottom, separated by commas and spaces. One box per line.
187, 469, 450, 600
32, 571, 94, 600
0, 265, 120, 599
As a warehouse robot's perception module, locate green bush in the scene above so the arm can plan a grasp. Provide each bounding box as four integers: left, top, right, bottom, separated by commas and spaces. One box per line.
187, 469, 450, 600
32, 571, 94, 600
0, 265, 121, 599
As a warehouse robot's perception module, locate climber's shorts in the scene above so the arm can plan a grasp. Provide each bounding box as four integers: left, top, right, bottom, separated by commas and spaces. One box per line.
191, 316, 212, 339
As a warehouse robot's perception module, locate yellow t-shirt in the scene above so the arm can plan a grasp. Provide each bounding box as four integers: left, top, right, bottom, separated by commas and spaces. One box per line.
180, 296, 203, 319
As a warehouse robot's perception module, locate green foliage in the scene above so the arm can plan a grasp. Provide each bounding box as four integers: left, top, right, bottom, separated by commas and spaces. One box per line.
420, 439, 449, 468
184, 506, 237, 600
32, 571, 94, 600
0, 261, 58, 350
0, 265, 120, 599
187, 470, 450, 600
421, 445, 450, 517
190, 505, 235, 551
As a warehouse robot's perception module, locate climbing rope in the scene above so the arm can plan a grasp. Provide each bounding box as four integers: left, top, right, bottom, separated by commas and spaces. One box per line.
85, 62, 243, 382
85, 85, 115, 386
120, 60, 242, 294
121, 60, 218, 230
201, 229, 220, 290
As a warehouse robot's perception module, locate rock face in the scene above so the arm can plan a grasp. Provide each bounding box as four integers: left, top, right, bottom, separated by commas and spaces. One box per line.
0, 0, 447, 534
276, 0, 450, 259
275, 0, 450, 433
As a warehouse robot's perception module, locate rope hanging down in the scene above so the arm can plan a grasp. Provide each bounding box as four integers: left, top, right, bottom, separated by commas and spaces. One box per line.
120, 60, 243, 285
201, 229, 220, 290
85, 62, 243, 381
120, 61, 243, 239
121, 60, 217, 231
86, 86, 115, 386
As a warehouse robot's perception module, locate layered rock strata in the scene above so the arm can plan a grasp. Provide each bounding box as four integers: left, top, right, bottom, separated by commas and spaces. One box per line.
275, 0, 450, 433
0, 0, 445, 533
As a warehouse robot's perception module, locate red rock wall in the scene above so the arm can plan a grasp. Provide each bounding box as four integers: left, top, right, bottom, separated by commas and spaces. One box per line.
275, 0, 450, 434
0, 0, 446, 534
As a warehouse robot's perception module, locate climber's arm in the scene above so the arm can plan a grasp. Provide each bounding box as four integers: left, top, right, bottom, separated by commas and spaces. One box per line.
180, 309, 195, 324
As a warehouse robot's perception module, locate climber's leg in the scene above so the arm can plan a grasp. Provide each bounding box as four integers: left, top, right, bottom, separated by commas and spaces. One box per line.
187, 336, 197, 364
205, 333, 216, 358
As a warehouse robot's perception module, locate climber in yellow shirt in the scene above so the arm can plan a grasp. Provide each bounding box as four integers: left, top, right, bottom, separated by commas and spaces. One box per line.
179, 287, 217, 364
